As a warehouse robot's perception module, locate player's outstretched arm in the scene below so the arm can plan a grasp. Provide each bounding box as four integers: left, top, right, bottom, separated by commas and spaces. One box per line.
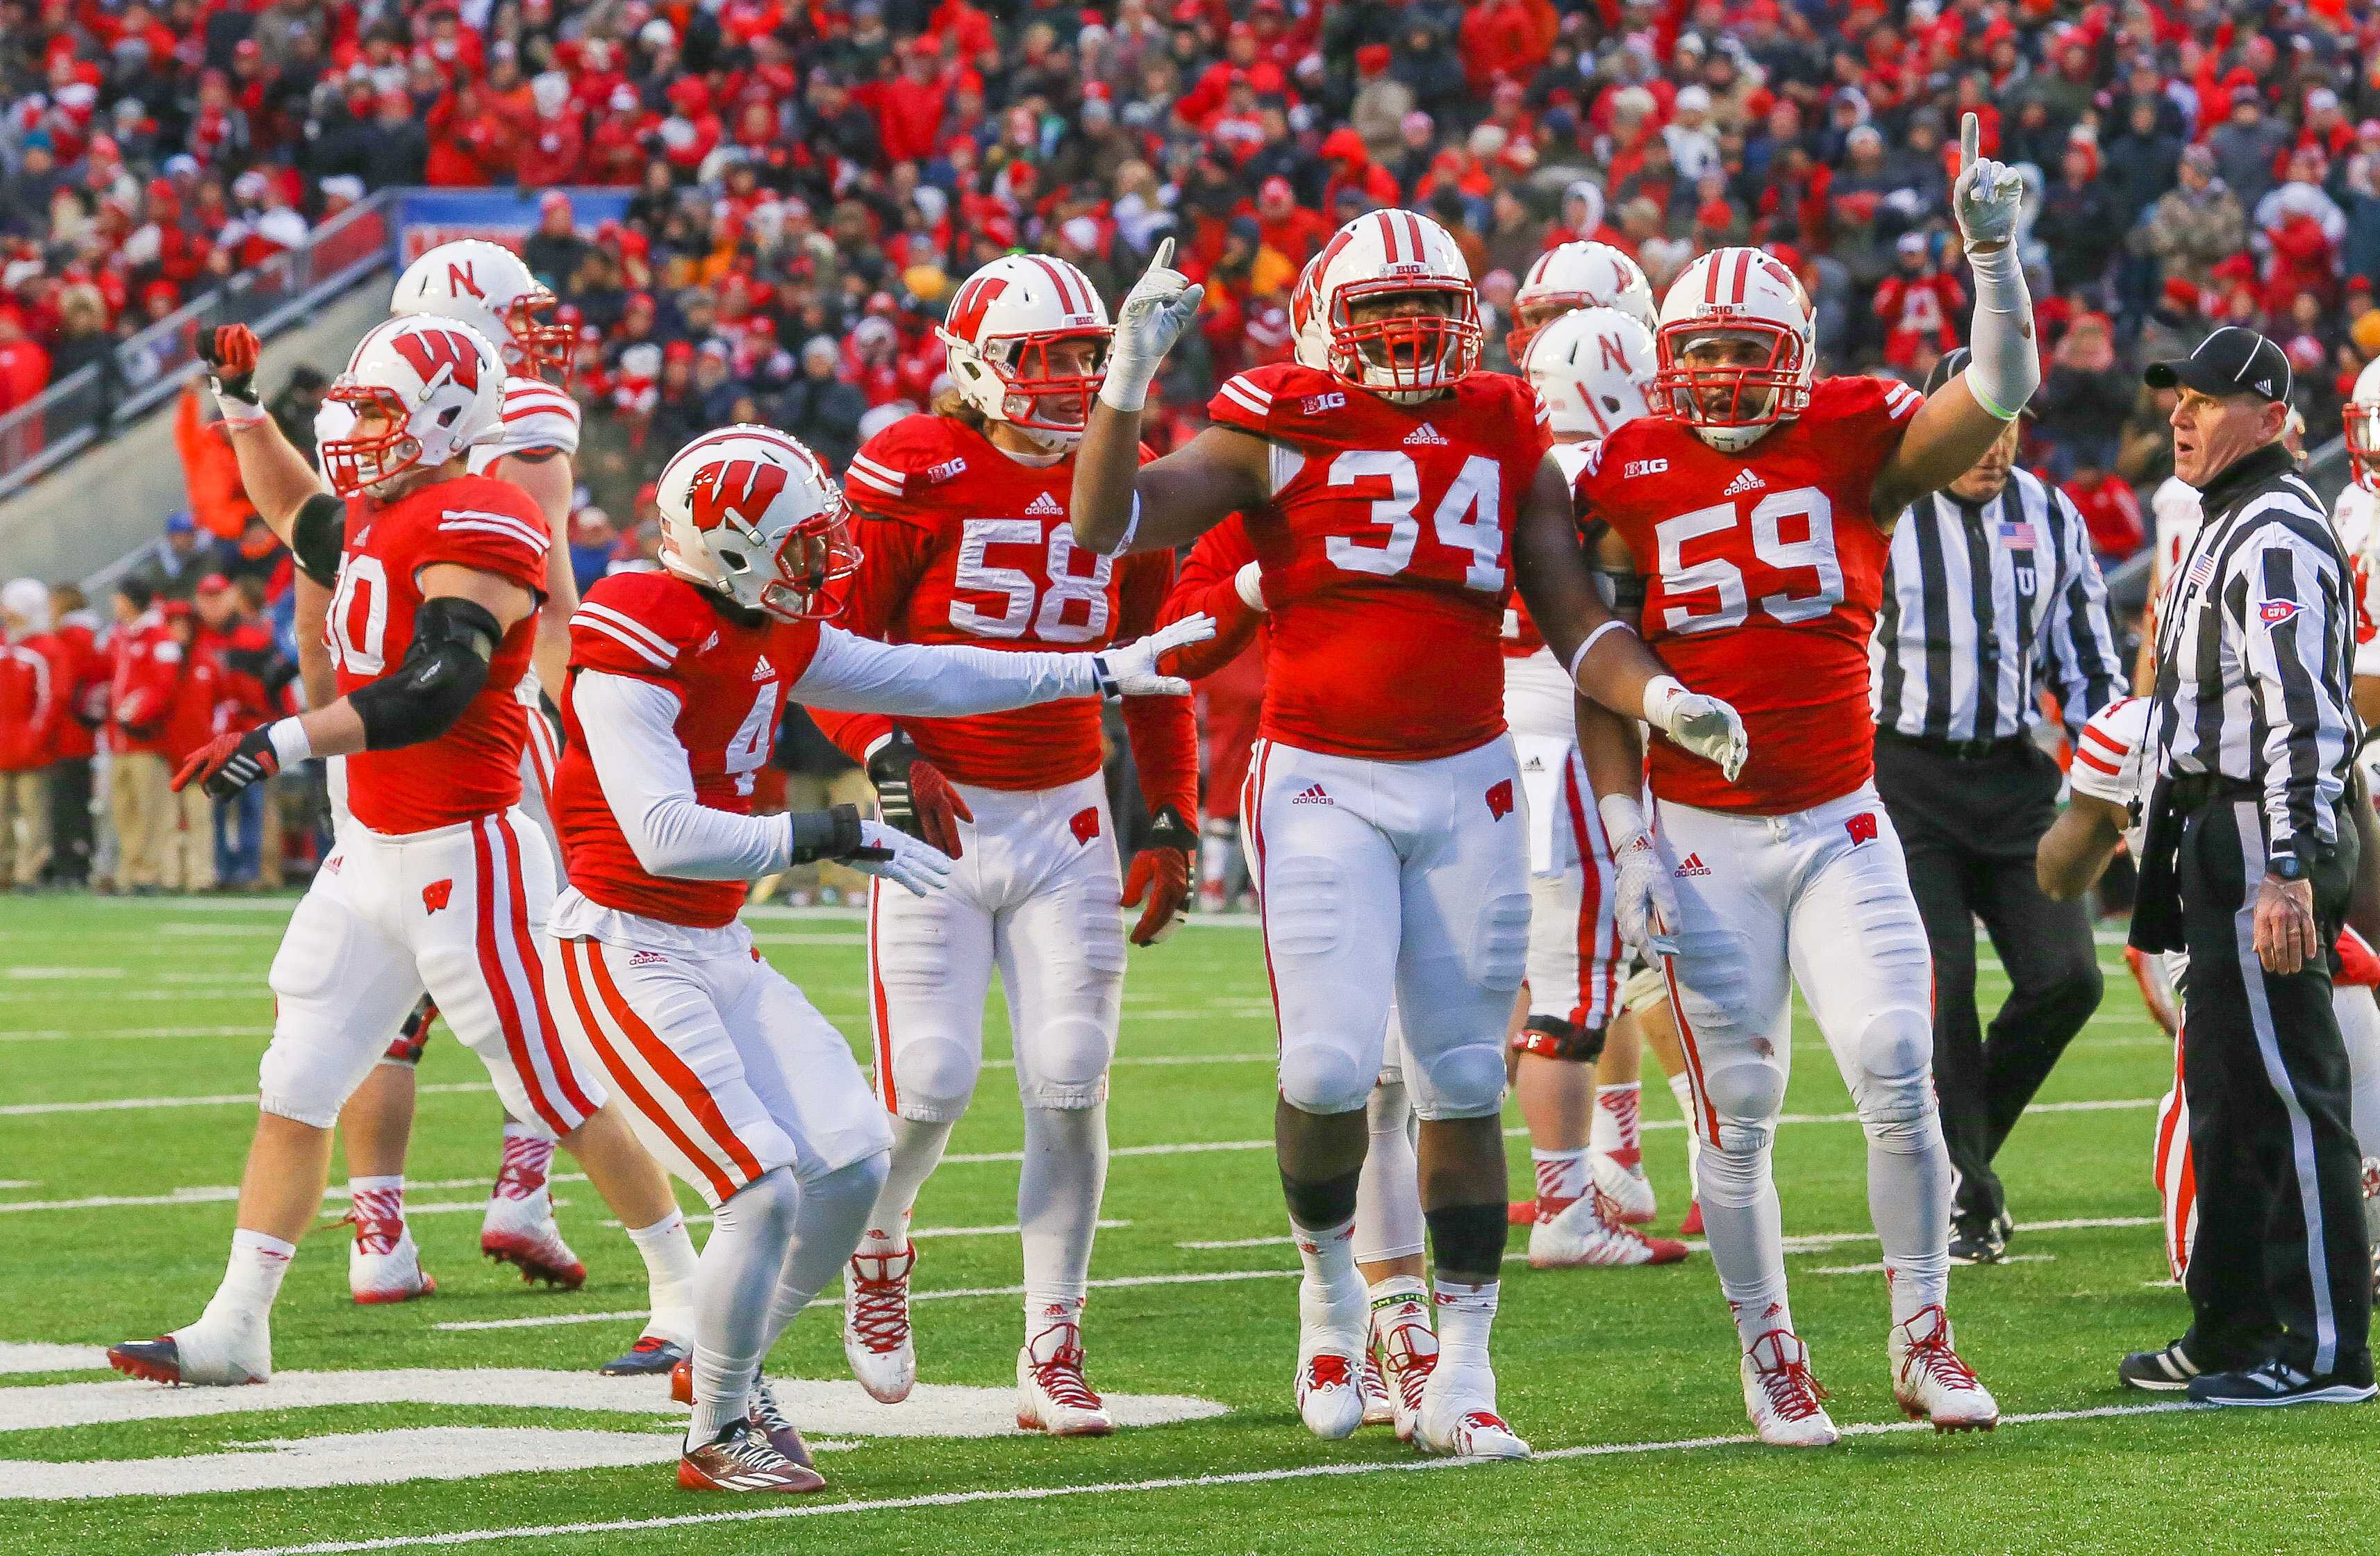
794, 613, 1217, 715
199, 325, 330, 538
1873, 113, 2039, 518
2036, 792, 2126, 900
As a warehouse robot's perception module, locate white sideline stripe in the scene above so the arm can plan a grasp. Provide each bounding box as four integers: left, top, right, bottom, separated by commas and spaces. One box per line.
1811, 1254, 2056, 1275
0, 1083, 492, 1118
0, 1173, 592, 1216
432, 1268, 1305, 1332
183, 1402, 2202, 1555
0, 1026, 272, 1041
1188, 1215, 2163, 1255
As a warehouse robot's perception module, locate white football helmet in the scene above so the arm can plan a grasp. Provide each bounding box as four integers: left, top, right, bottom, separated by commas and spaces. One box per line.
392, 239, 574, 382
654, 425, 860, 621
1510, 241, 1656, 361
1294, 208, 1480, 404
938, 254, 1111, 452
1653, 247, 1817, 454
319, 315, 505, 499
1525, 306, 1658, 441
2347, 357, 2380, 493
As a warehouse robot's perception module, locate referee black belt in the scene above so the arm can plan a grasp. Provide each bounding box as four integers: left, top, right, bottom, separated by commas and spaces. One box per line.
2161, 772, 2260, 811
1876, 729, 2032, 762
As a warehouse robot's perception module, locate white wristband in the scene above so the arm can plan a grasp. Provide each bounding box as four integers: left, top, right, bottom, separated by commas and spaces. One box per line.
1566, 618, 1631, 684
267, 717, 315, 768
1098, 367, 1152, 415
1233, 561, 1266, 613
1641, 674, 1688, 732
213, 388, 269, 428
1104, 491, 1142, 558
1597, 793, 1647, 845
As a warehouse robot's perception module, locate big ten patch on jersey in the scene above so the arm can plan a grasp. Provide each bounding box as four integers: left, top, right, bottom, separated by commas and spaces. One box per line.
1574, 374, 1918, 813
1206, 363, 1554, 762
329, 474, 551, 834
556, 570, 826, 927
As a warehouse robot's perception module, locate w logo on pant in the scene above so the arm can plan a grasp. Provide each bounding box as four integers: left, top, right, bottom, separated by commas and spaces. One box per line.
1845, 813, 1879, 846
1484, 779, 1515, 820
422, 879, 455, 914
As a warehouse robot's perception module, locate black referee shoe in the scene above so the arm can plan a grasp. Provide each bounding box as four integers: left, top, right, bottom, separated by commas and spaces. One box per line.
2117, 1341, 2204, 1391
1948, 1213, 2006, 1266
2186, 1359, 2377, 1408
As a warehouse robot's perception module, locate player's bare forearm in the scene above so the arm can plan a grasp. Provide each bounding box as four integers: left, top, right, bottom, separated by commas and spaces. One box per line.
492, 450, 579, 691
1070, 402, 1149, 552
224, 415, 331, 537
1511, 456, 1610, 669
1575, 697, 1645, 804
2036, 793, 2124, 900
293, 573, 336, 710
1872, 375, 2015, 518
1073, 424, 1267, 556
292, 697, 367, 759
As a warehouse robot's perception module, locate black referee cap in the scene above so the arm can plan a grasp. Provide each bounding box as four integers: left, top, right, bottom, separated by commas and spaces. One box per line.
2144, 326, 2292, 404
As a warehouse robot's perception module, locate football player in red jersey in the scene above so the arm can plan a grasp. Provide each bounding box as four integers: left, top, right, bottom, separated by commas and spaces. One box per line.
1512, 116, 2036, 1444
1070, 215, 1750, 1459
328, 240, 607, 1321
813, 254, 1203, 1434
540, 428, 1206, 1491
106, 317, 689, 1389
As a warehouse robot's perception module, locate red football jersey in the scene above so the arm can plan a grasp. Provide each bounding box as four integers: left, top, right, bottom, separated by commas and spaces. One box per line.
1206, 363, 1551, 761
1501, 596, 1546, 660
819, 413, 1196, 816
555, 570, 826, 929
328, 474, 551, 834
1576, 374, 1921, 813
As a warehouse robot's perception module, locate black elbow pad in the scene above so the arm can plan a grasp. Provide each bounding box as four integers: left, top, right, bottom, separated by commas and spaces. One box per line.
351, 596, 502, 750
290, 493, 347, 587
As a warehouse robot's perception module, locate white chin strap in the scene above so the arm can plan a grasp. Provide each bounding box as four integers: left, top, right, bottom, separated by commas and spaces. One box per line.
1694, 420, 1778, 454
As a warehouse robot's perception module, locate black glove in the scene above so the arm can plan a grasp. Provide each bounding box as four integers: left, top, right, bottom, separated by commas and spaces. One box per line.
867, 730, 972, 858
199, 323, 263, 413
174, 726, 281, 800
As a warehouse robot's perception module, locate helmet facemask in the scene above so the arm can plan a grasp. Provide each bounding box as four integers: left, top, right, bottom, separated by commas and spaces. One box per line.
320, 385, 433, 499
1506, 295, 1586, 365
1330, 284, 1481, 406
2348, 399, 2380, 493
503, 288, 577, 384
1654, 324, 1810, 454
958, 326, 1110, 452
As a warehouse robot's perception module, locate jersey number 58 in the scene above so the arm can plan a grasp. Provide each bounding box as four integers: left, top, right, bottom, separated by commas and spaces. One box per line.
1655, 486, 1840, 635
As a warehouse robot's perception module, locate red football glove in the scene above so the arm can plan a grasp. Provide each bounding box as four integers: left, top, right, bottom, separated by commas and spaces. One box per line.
172, 727, 281, 799
1123, 805, 1197, 946
199, 322, 262, 408
867, 731, 973, 859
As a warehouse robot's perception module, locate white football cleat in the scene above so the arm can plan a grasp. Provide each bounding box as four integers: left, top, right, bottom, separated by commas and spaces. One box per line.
1415, 1361, 1529, 1459
108, 1314, 271, 1387
1292, 1277, 1368, 1441
1889, 1305, 1999, 1432
1589, 1150, 1656, 1225
1015, 1320, 1115, 1437
348, 1214, 436, 1305
1741, 1329, 1839, 1447
842, 1244, 917, 1405
1359, 1348, 1396, 1428
1528, 1184, 1690, 1269
1370, 1303, 1438, 1443
480, 1189, 586, 1290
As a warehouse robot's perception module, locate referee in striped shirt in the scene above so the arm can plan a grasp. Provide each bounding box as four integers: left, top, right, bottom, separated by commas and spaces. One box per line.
2125, 326, 2374, 1407
1872, 349, 2124, 1264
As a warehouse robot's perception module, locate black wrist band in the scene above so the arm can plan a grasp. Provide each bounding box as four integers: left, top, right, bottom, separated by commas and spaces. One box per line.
788, 804, 869, 864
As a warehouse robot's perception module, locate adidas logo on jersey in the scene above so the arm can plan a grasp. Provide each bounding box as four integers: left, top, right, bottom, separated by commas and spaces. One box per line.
1722, 469, 1765, 497
701, 631, 720, 654
752, 654, 776, 681
1674, 852, 1712, 877
1403, 423, 1448, 447
1026, 492, 1063, 516
1290, 783, 1333, 805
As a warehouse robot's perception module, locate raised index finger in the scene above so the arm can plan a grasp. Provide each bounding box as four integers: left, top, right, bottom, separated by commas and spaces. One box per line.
1151, 235, 1176, 273
1959, 111, 1979, 173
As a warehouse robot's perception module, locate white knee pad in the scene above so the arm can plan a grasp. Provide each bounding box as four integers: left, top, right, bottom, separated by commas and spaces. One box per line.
717, 1162, 805, 1242
258, 1029, 377, 1129
1413, 1038, 1509, 1120
1853, 1009, 1936, 1130
799, 1148, 890, 1211
1018, 1018, 1113, 1110
1278, 1034, 1372, 1116
889, 1037, 981, 1124
1700, 1058, 1786, 1157
1470, 890, 1533, 994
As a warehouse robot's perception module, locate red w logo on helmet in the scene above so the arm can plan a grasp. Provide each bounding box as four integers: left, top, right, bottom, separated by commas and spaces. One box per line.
947, 275, 1010, 340
689, 458, 789, 533
391, 326, 483, 392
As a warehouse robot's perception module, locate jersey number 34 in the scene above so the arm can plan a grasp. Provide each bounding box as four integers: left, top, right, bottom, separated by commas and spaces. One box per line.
1325, 450, 1504, 590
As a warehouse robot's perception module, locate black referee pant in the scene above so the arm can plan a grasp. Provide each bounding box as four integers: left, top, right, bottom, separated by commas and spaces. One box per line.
2175, 794, 2372, 1381
1875, 731, 2104, 1227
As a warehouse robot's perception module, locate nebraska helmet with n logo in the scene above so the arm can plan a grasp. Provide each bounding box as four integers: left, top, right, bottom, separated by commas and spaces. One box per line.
392, 239, 575, 383
1295, 209, 1481, 404
2347, 356, 2380, 493
654, 426, 860, 620
1653, 246, 1817, 454
1510, 242, 1656, 362
1524, 306, 1657, 441
319, 315, 504, 499
938, 254, 1112, 451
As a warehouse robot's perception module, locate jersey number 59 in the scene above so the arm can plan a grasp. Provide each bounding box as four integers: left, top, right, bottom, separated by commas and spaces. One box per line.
1655, 486, 1840, 635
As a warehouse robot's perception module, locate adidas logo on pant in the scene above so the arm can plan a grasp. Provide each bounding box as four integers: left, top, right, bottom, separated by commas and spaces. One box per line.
1674, 852, 1711, 877
1290, 784, 1333, 804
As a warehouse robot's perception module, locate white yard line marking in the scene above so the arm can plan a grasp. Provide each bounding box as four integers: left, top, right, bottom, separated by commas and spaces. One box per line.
1192, 1216, 2162, 1257
0, 1083, 492, 1118
180, 1402, 2200, 1556
3, 966, 122, 979
1811, 1254, 2056, 1275
0, 1026, 272, 1042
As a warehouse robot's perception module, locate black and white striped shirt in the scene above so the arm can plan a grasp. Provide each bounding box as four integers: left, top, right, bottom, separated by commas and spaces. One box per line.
2147, 444, 2360, 855
1871, 465, 2122, 742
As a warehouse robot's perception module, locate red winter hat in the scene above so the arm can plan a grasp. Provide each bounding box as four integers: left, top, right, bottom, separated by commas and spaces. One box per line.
1356, 43, 1391, 76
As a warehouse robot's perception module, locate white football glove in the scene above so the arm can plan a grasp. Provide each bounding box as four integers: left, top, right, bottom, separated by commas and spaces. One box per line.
847, 820, 955, 897
1233, 561, 1267, 612
1951, 111, 2024, 251
1644, 675, 1749, 783
1101, 237, 1204, 413
1601, 796, 1679, 959
1093, 613, 1214, 697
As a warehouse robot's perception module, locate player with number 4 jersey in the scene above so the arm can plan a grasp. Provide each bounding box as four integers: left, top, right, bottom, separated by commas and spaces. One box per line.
1069, 213, 1751, 1462
1523, 116, 2036, 1448
815, 254, 1201, 1437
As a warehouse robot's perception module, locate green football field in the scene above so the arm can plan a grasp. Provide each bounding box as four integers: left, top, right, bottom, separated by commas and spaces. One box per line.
2, 891, 2374, 1554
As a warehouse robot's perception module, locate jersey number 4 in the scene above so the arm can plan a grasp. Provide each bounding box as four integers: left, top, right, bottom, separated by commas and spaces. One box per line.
951, 520, 1112, 643
1655, 486, 1840, 634
1324, 450, 1504, 590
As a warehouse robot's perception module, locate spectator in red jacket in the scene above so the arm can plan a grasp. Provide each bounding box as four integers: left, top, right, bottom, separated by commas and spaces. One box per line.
40, 583, 101, 886
1459, 0, 1558, 99
104, 578, 178, 893
1254, 175, 1331, 267
515, 72, 587, 189
1874, 231, 1965, 370
0, 577, 56, 889
878, 38, 952, 165
2063, 454, 2147, 564
156, 602, 219, 893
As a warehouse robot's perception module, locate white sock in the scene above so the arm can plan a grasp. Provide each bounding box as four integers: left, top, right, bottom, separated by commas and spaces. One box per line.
1366, 1274, 1431, 1338
761, 1155, 889, 1358
1017, 1104, 1106, 1314
858, 1115, 955, 1256
1595, 1082, 1643, 1164
1354, 1080, 1424, 1262
626, 1209, 701, 1337
1698, 1127, 1793, 1351
1290, 1213, 1364, 1334
1529, 1147, 1588, 1207
1024, 1293, 1086, 1361
1667, 1073, 1701, 1196
1431, 1276, 1498, 1370
201, 1228, 295, 1327
685, 1171, 799, 1450
1868, 1107, 1953, 1326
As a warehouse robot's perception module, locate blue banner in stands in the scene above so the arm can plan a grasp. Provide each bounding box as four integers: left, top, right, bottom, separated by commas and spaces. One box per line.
392, 189, 636, 265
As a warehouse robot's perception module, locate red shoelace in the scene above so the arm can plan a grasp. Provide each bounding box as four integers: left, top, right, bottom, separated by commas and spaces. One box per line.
1029, 1341, 1104, 1411
847, 1252, 913, 1355
1304, 1354, 1353, 1390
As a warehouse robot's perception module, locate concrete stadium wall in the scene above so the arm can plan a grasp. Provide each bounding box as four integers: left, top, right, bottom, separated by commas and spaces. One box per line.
0, 279, 390, 588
